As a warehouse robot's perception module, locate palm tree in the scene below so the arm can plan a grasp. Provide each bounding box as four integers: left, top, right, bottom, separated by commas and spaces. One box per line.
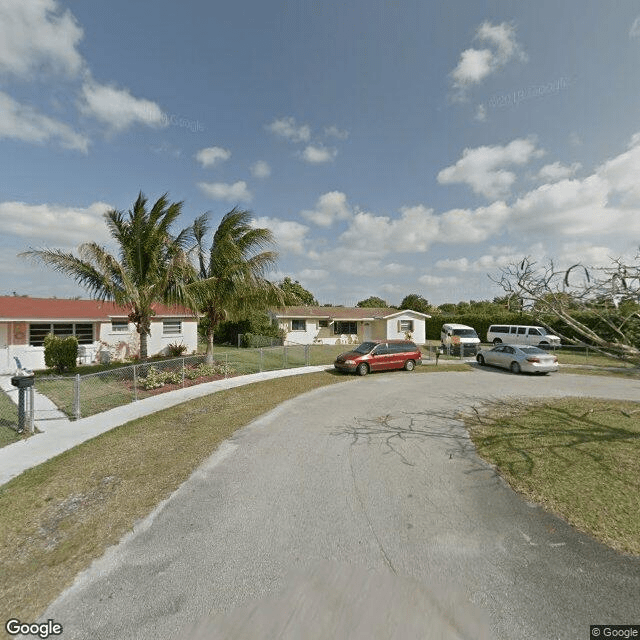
189, 208, 283, 364
21, 192, 196, 360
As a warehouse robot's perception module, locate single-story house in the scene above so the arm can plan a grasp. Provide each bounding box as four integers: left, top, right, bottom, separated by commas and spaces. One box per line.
269, 306, 430, 346
0, 296, 199, 374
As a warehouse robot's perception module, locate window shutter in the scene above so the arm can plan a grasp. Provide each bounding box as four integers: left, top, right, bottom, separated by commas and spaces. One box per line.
397, 320, 401, 332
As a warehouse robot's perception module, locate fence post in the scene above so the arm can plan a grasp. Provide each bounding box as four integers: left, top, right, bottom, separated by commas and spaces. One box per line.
133, 365, 138, 402
182, 357, 185, 388
74, 374, 81, 420
305, 344, 309, 366
585, 345, 589, 365
225, 353, 228, 378
259, 348, 263, 372
283, 345, 288, 369
28, 385, 35, 433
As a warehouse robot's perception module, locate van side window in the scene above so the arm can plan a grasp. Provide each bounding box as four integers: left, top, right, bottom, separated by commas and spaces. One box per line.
492, 326, 508, 333
529, 328, 541, 336
517, 327, 526, 335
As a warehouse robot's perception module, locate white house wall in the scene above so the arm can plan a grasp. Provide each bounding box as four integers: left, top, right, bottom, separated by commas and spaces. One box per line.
385, 313, 426, 344
0, 319, 198, 373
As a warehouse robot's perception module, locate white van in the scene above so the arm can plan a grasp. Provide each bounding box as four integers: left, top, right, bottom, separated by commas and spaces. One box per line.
487, 325, 561, 347
440, 323, 481, 354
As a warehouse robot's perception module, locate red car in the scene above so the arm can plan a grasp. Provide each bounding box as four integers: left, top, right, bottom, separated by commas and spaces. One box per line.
334, 340, 422, 376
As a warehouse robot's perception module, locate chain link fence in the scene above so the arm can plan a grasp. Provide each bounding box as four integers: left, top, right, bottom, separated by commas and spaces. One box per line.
0, 387, 19, 432
35, 346, 321, 420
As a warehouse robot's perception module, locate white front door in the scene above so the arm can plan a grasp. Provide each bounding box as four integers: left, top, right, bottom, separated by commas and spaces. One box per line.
0, 324, 7, 347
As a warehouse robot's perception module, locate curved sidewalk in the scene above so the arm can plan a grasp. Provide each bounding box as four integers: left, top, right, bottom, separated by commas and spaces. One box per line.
0, 366, 331, 487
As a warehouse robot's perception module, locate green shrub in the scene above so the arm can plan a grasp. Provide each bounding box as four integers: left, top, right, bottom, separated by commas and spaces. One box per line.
166, 342, 188, 357
43, 333, 78, 373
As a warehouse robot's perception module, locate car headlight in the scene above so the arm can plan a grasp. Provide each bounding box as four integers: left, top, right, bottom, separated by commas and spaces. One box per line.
345, 359, 356, 365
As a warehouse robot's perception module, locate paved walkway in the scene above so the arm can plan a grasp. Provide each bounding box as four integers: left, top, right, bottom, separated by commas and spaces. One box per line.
0, 366, 332, 486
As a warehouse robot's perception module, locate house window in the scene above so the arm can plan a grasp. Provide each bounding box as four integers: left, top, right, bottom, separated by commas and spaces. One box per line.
29, 322, 94, 346
334, 321, 357, 334
111, 320, 129, 332
319, 320, 328, 328
291, 319, 306, 331
163, 320, 182, 335
399, 320, 414, 332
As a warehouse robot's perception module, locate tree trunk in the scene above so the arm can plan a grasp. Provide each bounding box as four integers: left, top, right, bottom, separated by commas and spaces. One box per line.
139, 331, 148, 361
205, 327, 214, 366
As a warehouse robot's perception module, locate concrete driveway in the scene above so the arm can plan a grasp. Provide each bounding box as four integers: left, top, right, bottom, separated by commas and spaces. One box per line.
41, 369, 640, 639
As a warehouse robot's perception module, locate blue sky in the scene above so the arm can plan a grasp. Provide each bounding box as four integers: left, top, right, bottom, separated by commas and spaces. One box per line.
2, 1, 640, 306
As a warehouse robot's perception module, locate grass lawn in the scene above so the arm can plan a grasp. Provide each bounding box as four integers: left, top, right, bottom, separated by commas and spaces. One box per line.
0, 391, 20, 448
465, 397, 640, 556
0, 372, 353, 626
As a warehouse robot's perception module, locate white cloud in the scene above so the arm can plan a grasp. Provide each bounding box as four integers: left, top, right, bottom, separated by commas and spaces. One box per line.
474, 104, 487, 122
537, 161, 581, 182
418, 274, 459, 286
0, 0, 84, 77
0, 91, 89, 151
198, 181, 252, 203
450, 21, 527, 99
251, 216, 309, 254
251, 160, 271, 178
324, 125, 349, 140
510, 175, 617, 236
439, 201, 510, 243
598, 136, 640, 204
0, 200, 112, 247
435, 257, 470, 272
195, 146, 231, 167
451, 48, 494, 88
266, 116, 311, 143
557, 243, 615, 268
79, 81, 165, 131
383, 262, 413, 274
301, 191, 351, 227
630, 16, 640, 38
298, 268, 328, 281
339, 205, 440, 253
437, 137, 543, 199
301, 145, 337, 164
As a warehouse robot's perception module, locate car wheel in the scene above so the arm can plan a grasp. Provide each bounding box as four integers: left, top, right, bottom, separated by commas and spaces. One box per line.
510, 361, 521, 374
476, 354, 485, 365
356, 363, 369, 376
493, 338, 502, 345
404, 359, 415, 371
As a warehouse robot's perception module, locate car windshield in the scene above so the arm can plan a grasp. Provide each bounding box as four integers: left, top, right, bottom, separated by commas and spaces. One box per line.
352, 342, 377, 354
519, 346, 546, 354
452, 329, 478, 337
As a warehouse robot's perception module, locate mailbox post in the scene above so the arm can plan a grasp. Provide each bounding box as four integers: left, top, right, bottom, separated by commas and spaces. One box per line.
10, 374, 35, 434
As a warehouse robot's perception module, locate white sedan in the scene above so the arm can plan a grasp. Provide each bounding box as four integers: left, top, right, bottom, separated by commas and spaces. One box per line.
476, 344, 559, 374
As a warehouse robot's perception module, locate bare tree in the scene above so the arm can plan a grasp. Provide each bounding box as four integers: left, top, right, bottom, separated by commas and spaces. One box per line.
491, 255, 640, 363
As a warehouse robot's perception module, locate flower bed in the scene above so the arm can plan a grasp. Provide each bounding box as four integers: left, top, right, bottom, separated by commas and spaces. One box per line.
119, 362, 238, 398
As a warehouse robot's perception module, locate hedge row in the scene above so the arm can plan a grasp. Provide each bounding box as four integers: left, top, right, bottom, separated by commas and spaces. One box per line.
426, 311, 640, 346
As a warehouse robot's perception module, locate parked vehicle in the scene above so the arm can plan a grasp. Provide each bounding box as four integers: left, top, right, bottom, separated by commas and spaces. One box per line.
476, 344, 559, 374
334, 340, 422, 376
440, 323, 480, 355
486, 324, 560, 347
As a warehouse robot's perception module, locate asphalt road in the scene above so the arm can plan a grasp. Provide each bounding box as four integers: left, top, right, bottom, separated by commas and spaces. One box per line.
40, 369, 640, 639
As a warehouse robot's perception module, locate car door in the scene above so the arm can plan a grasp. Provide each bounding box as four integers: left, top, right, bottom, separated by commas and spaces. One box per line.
486, 345, 505, 367
369, 343, 389, 370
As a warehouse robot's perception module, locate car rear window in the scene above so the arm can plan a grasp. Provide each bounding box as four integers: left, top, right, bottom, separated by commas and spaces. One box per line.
388, 342, 417, 353
519, 346, 546, 354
